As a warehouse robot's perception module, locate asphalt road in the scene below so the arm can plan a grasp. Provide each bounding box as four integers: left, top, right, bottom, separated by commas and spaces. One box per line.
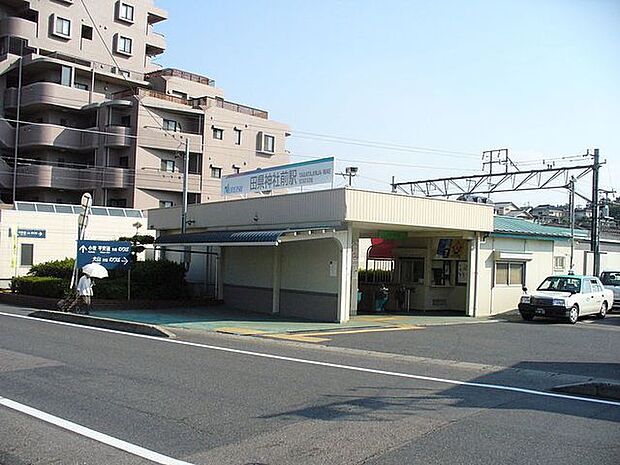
325, 314, 620, 381
0, 306, 619, 465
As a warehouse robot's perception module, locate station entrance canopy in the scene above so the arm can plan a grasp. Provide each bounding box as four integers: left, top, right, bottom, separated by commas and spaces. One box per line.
154, 228, 339, 247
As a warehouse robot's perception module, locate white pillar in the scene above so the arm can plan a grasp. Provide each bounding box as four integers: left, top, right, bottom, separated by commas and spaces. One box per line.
349, 229, 360, 316
336, 229, 353, 323
466, 235, 480, 317
272, 246, 281, 314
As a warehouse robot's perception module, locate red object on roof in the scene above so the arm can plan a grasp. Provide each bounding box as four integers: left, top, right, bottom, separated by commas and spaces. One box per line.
368, 238, 396, 259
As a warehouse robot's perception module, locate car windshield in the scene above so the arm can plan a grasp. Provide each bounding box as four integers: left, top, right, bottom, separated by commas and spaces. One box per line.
537, 276, 581, 293
600, 272, 620, 286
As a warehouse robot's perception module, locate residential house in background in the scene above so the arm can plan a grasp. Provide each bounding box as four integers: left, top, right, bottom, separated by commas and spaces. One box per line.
0, 0, 290, 209
492, 202, 534, 219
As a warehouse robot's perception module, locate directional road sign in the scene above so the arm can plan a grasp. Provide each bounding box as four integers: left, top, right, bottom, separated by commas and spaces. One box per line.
76, 240, 132, 270
17, 228, 46, 239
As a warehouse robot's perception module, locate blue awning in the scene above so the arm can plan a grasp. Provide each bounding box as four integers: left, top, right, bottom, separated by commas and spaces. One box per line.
155, 230, 288, 246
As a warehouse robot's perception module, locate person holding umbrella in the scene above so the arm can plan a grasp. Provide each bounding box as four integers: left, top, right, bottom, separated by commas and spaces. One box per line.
75, 272, 94, 314
67, 263, 108, 314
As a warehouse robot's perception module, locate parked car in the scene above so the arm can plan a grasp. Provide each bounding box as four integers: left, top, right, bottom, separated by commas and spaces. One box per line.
518, 275, 613, 324
600, 271, 620, 309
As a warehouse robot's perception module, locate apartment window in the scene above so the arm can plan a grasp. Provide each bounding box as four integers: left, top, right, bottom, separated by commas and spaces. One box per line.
159, 200, 173, 208
234, 128, 242, 145
108, 198, 127, 208
120, 115, 131, 127
161, 160, 175, 172
119, 156, 129, 168
188, 193, 201, 204
264, 134, 275, 153
116, 35, 133, 55
163, 119, 178, 132
495, 262, 525, 286
60, 66, 72, 87
553, 256, 566, 271
210, 166, 222, 178
118, 2, 135, 22
20, 244, 34, 266
212, 127, 223, 140
53, 16, 71, 38
74, 82, 88, 91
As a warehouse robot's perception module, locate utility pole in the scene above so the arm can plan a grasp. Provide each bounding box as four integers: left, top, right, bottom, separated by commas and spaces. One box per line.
11, 42, 24, 203
181, 138, 189, 234
591, 148, 601, 276
568, 176, 576, 272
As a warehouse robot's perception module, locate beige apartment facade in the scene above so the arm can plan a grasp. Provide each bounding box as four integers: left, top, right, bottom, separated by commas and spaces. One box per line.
0, 0, 290, 209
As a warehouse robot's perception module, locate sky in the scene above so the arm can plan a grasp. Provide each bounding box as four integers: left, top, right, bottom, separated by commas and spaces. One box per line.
156, 0, 619, 206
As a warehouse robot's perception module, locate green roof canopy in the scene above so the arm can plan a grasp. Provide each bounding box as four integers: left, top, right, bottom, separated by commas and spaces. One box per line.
493, 216, 589, 239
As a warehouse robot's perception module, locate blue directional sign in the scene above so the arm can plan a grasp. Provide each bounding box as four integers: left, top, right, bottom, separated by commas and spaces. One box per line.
76, 240, 132, 270
17, 228, 46, 239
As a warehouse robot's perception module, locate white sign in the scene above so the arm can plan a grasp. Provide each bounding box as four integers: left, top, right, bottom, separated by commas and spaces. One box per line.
221, 157, 334, 195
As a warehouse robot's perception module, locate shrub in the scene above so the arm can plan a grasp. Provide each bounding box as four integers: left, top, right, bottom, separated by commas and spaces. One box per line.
28, 258, 74, 280
11, 276, 66, 298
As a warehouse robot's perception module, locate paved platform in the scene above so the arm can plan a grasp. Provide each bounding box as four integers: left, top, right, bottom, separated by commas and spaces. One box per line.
91, 307, 491, 339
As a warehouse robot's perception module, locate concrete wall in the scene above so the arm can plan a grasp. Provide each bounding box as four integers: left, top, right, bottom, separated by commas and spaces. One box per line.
279, 238, 340, 321
219, 238, 341, 322
222, 246, 274, 314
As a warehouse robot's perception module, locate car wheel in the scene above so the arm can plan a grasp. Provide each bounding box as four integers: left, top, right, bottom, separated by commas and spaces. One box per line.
521, 314, 534, 321
568, 305, 579, 324
597, 301, 608, 319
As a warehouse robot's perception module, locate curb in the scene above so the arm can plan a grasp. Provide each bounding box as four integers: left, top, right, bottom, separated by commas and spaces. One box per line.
552, 382, 620, 401
28, 310, 175, 338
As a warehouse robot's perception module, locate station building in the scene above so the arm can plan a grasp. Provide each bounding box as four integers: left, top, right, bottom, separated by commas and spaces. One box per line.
148, 187, 620, 322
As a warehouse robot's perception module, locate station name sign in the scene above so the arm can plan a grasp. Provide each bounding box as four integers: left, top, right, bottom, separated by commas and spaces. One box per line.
221, 157, 334, 195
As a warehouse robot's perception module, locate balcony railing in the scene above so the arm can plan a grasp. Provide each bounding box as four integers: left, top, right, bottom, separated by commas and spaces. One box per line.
192, 96, 268, 119
14, 161, 134, 190
145, 68, 215, 86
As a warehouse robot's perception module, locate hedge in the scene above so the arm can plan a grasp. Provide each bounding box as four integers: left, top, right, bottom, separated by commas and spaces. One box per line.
12, 258, 187, 300
11, 276, 66, 298
28, 258, 74, 280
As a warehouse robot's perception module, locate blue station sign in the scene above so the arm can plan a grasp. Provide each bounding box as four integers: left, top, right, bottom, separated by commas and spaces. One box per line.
76, 240, 132, 270
17, 228, 46, 239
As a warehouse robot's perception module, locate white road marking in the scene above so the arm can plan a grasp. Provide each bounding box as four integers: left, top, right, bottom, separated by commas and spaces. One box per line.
0, 396, 193, 465
1, 311, 620, 408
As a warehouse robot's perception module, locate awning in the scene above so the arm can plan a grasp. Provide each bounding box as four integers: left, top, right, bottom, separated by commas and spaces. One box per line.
155, 230, 287, 247
368, 238, 397, 259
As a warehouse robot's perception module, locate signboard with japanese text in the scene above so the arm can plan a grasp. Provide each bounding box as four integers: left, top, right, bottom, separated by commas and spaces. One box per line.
221, 157, 334, 196
76, 240, 132, 270
17, 228, 46, 239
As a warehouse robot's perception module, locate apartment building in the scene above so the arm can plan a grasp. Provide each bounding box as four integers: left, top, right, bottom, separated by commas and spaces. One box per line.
0, 0, 290, 209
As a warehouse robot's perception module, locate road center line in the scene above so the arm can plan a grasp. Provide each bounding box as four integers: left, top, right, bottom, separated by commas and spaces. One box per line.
0, 396, 193, 465
2, 311, 620, 408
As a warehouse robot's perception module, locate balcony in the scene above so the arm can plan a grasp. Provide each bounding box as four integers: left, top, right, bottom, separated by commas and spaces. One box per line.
193, 96, 268, 119
4, 82, 106, 110
103, 125, 132, 148
0, 17, 36, 40
0, 118, 15, 148
135, 168, 201, 193
146, 27, 166, 55
15, 164, 134, 190
138, 126, 202, 152
19, 124, 96, 151
147, 5, 168, 24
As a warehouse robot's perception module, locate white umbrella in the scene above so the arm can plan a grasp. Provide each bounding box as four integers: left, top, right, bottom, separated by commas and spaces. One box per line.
82, 263, 108, 279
